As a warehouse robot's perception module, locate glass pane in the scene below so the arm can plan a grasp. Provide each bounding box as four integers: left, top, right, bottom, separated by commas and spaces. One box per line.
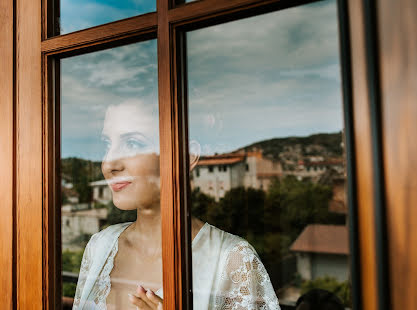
59, 0, 156, 35
61, 41, 163, 309
187, 1, 351, 309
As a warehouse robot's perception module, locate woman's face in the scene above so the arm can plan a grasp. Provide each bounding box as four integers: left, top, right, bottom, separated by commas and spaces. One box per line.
101, 103, 160, 211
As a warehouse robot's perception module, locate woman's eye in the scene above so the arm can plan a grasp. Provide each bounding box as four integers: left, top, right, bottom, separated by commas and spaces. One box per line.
101, 139, 111, 151
125, 138, 146, 151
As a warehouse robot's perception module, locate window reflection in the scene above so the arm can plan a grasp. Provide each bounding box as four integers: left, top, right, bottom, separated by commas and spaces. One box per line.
187, 0, 351, 308
61, 41, 163, 309
59, 0, 156, 35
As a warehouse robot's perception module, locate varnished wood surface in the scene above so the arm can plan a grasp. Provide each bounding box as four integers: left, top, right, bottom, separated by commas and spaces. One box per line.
16, 0, 43, 308
41, 12, 157, 55
39, 0, 307, 56
42, 56, 61, 310
347, 0, 378, 309
170, 0, 280, 22
0, 0, 15, 308
42, 0, 59, 39
16, 0, 404, 308
377, 0, 417, 309
158, 0, 188, 308
169, 0, 307, 27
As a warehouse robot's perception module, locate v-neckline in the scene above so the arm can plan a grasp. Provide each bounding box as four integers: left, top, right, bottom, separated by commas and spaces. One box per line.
108, 221, 209, 299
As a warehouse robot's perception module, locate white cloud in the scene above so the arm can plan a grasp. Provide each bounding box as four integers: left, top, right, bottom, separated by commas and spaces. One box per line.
60, 0, 343, 159
187, 0, 344, 153
61, 41, 158, 159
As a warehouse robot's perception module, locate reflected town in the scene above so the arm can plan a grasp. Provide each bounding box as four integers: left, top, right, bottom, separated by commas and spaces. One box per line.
61, 131, 351, 307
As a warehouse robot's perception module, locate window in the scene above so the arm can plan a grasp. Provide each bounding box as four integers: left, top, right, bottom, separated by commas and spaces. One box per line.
187, 2, 351, 307
60, 41, 162, 308
5, 0, 386, 308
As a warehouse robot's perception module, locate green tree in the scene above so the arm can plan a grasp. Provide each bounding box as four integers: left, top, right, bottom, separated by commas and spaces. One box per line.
61, 157, 104, 203
265, 176, 343, 241
62, 249, 84, 297
190, 187, 217, 222
62, 249, 84, 273
190, 177, 344, 288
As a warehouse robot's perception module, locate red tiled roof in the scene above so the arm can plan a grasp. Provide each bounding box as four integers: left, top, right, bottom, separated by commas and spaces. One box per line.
197, 155, 245, 166
290, 224, 349, 255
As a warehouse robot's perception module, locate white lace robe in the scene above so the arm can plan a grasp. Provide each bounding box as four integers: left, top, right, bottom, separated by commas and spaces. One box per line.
73, 222, 280, 310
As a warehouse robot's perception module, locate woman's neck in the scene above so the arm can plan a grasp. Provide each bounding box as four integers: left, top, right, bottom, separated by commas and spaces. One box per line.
125, 206, 162, 246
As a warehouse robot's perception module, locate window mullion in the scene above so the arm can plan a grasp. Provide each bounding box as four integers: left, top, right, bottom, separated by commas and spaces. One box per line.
157, 0, 190, 309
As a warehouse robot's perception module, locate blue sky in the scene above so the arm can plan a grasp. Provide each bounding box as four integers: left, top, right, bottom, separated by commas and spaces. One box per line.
60, 0, 156, 34
61, 0, 343, 160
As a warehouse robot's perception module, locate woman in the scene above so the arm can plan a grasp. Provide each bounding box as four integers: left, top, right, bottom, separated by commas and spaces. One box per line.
72, 101, 280, 310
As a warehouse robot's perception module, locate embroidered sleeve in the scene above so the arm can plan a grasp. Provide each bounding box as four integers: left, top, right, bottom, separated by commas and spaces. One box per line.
72, 234, 97, 309
214, 241, 281, 310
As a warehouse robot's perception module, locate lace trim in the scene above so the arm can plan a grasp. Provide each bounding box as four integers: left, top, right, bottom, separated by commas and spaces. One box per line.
215, 241, 280, 310
91, 239, 119, 309
73, 225, 129, 310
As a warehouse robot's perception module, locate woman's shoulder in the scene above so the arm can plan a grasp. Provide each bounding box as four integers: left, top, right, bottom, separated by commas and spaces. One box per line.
200, 223, 258, 256
86, 222, 133, 249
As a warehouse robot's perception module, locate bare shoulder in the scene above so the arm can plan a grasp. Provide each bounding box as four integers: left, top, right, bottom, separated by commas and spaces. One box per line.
191, 217, 205, 241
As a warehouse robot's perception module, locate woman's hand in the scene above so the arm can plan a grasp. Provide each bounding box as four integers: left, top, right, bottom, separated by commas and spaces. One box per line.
128, 285, 163, 310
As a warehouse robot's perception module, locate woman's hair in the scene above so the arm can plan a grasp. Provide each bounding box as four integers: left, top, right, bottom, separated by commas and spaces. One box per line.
295, 289, 345, 310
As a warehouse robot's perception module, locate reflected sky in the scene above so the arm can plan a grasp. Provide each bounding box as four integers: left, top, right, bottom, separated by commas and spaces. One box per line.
188, 0, 343, 155
62, 0, 342, 160
60, 0, 156, 34
61, 40, 158, 160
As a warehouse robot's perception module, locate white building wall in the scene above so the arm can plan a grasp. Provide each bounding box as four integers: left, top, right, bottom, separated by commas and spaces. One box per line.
62, 215, 101, 249
61, 208, 108, 250
192, 154, 283, 199
92, 185, 112, 205
296, 253, 349, 282
296, 253, 312, 280
311, 253, 349, 282
243, 156, 258, 189
192, 165, 235, 201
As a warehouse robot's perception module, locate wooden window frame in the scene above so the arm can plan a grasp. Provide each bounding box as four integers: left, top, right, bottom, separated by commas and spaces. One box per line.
2, 0, 388, 309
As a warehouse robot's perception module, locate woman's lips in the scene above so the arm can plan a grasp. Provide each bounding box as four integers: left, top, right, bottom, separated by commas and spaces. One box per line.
111, 182, 132, 192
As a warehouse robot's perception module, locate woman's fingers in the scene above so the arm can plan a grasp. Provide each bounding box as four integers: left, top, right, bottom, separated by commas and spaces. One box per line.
135, 285, 149, 302
128, 285, 163, 310
128, 293, 152, 310
145, 289, 163, 306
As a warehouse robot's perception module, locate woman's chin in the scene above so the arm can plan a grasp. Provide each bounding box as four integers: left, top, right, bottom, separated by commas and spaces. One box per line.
112, 196, 139, 211
112, 196, 159, 212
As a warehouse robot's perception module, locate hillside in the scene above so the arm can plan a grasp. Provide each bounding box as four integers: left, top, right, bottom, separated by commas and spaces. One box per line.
236, 132, 343, 159
61, 132, 344, 201
61, 157, 103, 203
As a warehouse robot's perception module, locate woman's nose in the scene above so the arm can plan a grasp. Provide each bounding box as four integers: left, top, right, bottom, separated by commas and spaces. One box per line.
102, 148, 125, 174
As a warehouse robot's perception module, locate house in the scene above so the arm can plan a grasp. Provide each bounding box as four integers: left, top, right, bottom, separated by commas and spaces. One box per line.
191, 151, 282, 201
290, 224, 349, 282
62, 186, 79, 204
89, 179, 112, 205
286, 158, 345, 182
61, 205, 108, 250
